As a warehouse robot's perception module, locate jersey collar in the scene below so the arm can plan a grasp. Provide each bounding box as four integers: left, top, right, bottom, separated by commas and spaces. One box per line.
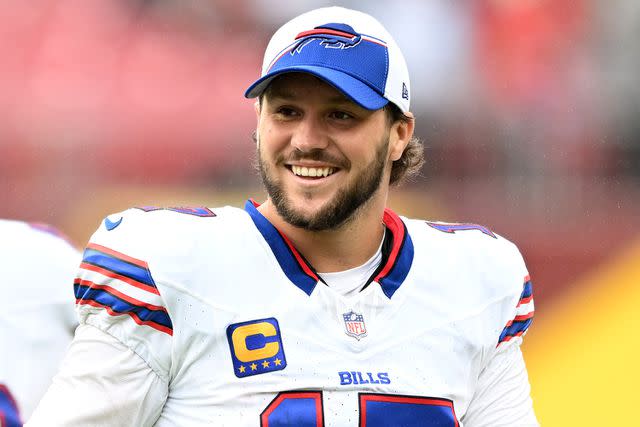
244, 200, 413, 298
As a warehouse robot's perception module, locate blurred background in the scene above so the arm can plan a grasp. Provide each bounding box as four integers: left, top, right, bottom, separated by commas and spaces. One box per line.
0, 0, 638, 424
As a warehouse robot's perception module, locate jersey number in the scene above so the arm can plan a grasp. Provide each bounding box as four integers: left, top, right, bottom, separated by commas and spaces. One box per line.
425, 221, 496, 239
260, 391, 459, 426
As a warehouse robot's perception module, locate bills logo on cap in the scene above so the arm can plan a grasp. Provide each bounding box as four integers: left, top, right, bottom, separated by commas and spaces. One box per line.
292, 24, 363, 55
264, 21, 388, 80
343, 310, 367, 340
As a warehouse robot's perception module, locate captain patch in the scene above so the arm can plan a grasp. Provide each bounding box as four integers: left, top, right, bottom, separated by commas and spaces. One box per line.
227, 317, 287, 378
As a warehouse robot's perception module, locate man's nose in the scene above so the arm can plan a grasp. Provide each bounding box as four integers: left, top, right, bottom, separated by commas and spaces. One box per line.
290, 116, 329, 152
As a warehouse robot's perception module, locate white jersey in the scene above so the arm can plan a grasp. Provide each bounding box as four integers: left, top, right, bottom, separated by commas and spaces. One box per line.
29, 201, 537, 426
0, 220, 79, 426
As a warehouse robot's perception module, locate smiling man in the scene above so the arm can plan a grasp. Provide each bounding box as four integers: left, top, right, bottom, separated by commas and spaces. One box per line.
28, 7, 538, 427
257, 73, 399, 231
253, 72, 416, 273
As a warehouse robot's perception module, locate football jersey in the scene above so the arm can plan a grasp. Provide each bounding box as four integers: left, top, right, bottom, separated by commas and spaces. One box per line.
0, 220, 80, 425
31, 201, 536, 426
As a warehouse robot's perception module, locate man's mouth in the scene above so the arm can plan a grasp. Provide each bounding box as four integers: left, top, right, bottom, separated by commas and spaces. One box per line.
289, 165, 336, 178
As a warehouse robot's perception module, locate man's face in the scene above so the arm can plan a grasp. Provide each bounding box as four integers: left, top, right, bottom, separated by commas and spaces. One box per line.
255, 73, 394, 231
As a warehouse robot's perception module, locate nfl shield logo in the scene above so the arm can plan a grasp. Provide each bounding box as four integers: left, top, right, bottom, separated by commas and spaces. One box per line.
342, 311, 367, 340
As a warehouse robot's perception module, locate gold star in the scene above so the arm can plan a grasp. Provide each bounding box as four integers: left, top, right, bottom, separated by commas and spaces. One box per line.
274, 358, 282, 366
250, 363, 258, 371
262, 360, 270, 368
238, 365, 246, 373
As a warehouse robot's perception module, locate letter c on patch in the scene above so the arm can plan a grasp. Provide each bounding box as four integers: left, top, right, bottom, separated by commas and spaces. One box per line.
231, 322, 279, 362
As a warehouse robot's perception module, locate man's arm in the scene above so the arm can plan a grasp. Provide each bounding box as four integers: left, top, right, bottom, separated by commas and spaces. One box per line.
462, 336, 538, 426
26, 324, 168, 427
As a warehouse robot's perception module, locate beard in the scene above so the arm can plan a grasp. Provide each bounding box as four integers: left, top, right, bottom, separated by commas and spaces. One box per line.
257, 135, 389, 232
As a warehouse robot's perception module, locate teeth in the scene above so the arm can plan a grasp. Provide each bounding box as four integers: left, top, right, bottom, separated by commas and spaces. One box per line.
292, 166, 335, 177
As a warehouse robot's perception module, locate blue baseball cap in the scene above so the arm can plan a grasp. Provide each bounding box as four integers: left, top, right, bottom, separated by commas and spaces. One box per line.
244, 7, 411, 113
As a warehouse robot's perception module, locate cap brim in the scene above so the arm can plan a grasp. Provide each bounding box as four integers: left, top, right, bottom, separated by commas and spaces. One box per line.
244, 66, 389, 111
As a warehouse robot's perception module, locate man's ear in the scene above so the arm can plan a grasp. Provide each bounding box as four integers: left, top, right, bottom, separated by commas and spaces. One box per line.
254, 101, 261, 147
388, 111, 415, 161
254, 100, 261, 119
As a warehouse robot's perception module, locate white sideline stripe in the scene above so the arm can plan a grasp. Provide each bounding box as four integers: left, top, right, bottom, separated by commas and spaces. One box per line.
515, 300, 535, 317
78, 268, 164, 307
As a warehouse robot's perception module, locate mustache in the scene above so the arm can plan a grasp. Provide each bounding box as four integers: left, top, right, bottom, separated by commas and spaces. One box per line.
278, 149, 350, 169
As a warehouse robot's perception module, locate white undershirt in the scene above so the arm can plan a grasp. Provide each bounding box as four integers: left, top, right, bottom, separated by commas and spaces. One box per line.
317, 230, 385, 297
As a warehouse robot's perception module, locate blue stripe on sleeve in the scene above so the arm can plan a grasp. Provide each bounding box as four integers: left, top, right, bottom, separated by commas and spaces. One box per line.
82, 248, 156, 287
498, 318, 533, 343
74, 284, 172, 330
520, 281, 533, 299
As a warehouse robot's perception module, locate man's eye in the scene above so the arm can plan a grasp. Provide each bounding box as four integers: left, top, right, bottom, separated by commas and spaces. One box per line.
276, 107, 298, 117
330, 111, 353, 121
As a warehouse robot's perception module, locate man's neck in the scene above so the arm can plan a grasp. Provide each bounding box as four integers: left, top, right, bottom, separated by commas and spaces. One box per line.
257, 198, 387, 273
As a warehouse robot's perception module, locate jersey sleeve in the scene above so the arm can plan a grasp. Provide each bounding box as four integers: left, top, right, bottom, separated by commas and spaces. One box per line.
461, 341, 538, 426
73, 209, 175, 380
496, 275, 535, 347
465, 241, 538, 425
26, 324, 167, 427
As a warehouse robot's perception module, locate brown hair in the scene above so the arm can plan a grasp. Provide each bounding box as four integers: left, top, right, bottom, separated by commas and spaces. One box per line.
384, 103, 424, 186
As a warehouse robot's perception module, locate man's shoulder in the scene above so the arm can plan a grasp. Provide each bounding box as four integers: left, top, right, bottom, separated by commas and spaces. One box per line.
403, 216, 520, 254
83, 204, 256, 276
0, 218, 76, 251
92, 204, 248, 243
402, 216, 532, 348
100, 204, 245, 231
74, 205, 257, 376
402, 216, 527, 298
0, 219, 79, 295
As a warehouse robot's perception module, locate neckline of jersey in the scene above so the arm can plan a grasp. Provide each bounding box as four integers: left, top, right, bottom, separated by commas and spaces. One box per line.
244, 199, 414, 298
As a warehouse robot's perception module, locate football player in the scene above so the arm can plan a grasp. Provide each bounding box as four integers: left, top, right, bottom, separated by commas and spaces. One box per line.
28, 7, 537, 426
0, 220, 79, 426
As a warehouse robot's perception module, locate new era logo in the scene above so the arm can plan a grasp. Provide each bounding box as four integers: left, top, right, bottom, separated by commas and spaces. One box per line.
402, 82, 409, 100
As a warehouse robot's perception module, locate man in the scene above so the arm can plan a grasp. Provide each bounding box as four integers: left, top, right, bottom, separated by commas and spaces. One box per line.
0, 220, 79, 427
28, 7, 537, 426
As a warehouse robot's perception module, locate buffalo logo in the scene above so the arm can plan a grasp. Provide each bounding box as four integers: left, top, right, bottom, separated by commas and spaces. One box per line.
291, 23, 362, 55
